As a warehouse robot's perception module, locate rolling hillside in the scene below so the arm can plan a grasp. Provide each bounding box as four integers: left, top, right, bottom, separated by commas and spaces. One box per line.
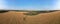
0, 11, 60, 24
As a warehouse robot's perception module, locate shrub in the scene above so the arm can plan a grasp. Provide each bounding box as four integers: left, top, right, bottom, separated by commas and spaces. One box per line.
24, 11, 40, 16
0, 10, 9, 13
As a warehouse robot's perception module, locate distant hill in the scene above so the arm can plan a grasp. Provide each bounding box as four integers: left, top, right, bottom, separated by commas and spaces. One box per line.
0, 10, 59, 13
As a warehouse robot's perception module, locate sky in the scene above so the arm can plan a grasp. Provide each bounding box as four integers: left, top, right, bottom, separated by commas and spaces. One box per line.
0, 0, 60, 10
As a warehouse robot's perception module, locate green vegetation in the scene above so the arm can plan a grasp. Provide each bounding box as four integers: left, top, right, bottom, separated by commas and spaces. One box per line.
24, 11, 56, 16
0, 10, 57, 14
24, 12, 39, 16
0, 10, 9, 13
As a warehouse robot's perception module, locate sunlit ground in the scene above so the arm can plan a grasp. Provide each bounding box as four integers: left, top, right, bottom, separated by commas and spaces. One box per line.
0, 10, 60, 24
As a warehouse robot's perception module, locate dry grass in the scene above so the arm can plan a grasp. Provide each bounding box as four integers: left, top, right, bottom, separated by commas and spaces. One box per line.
25, 11, 60, 24
0, 11, 60, 24
0, 11, 24, 24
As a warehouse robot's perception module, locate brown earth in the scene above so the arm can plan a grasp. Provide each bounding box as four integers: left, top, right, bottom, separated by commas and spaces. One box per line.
0, 11, 60, 24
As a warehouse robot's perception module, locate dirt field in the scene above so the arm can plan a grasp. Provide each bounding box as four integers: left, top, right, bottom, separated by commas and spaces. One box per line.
0, 11, 60, 24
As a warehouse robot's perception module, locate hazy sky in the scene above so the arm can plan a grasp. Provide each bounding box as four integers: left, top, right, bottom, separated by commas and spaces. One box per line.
0, 0, 60, 10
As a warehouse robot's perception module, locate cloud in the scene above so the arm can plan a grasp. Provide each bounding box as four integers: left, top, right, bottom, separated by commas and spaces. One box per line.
0, 0, 7, 9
